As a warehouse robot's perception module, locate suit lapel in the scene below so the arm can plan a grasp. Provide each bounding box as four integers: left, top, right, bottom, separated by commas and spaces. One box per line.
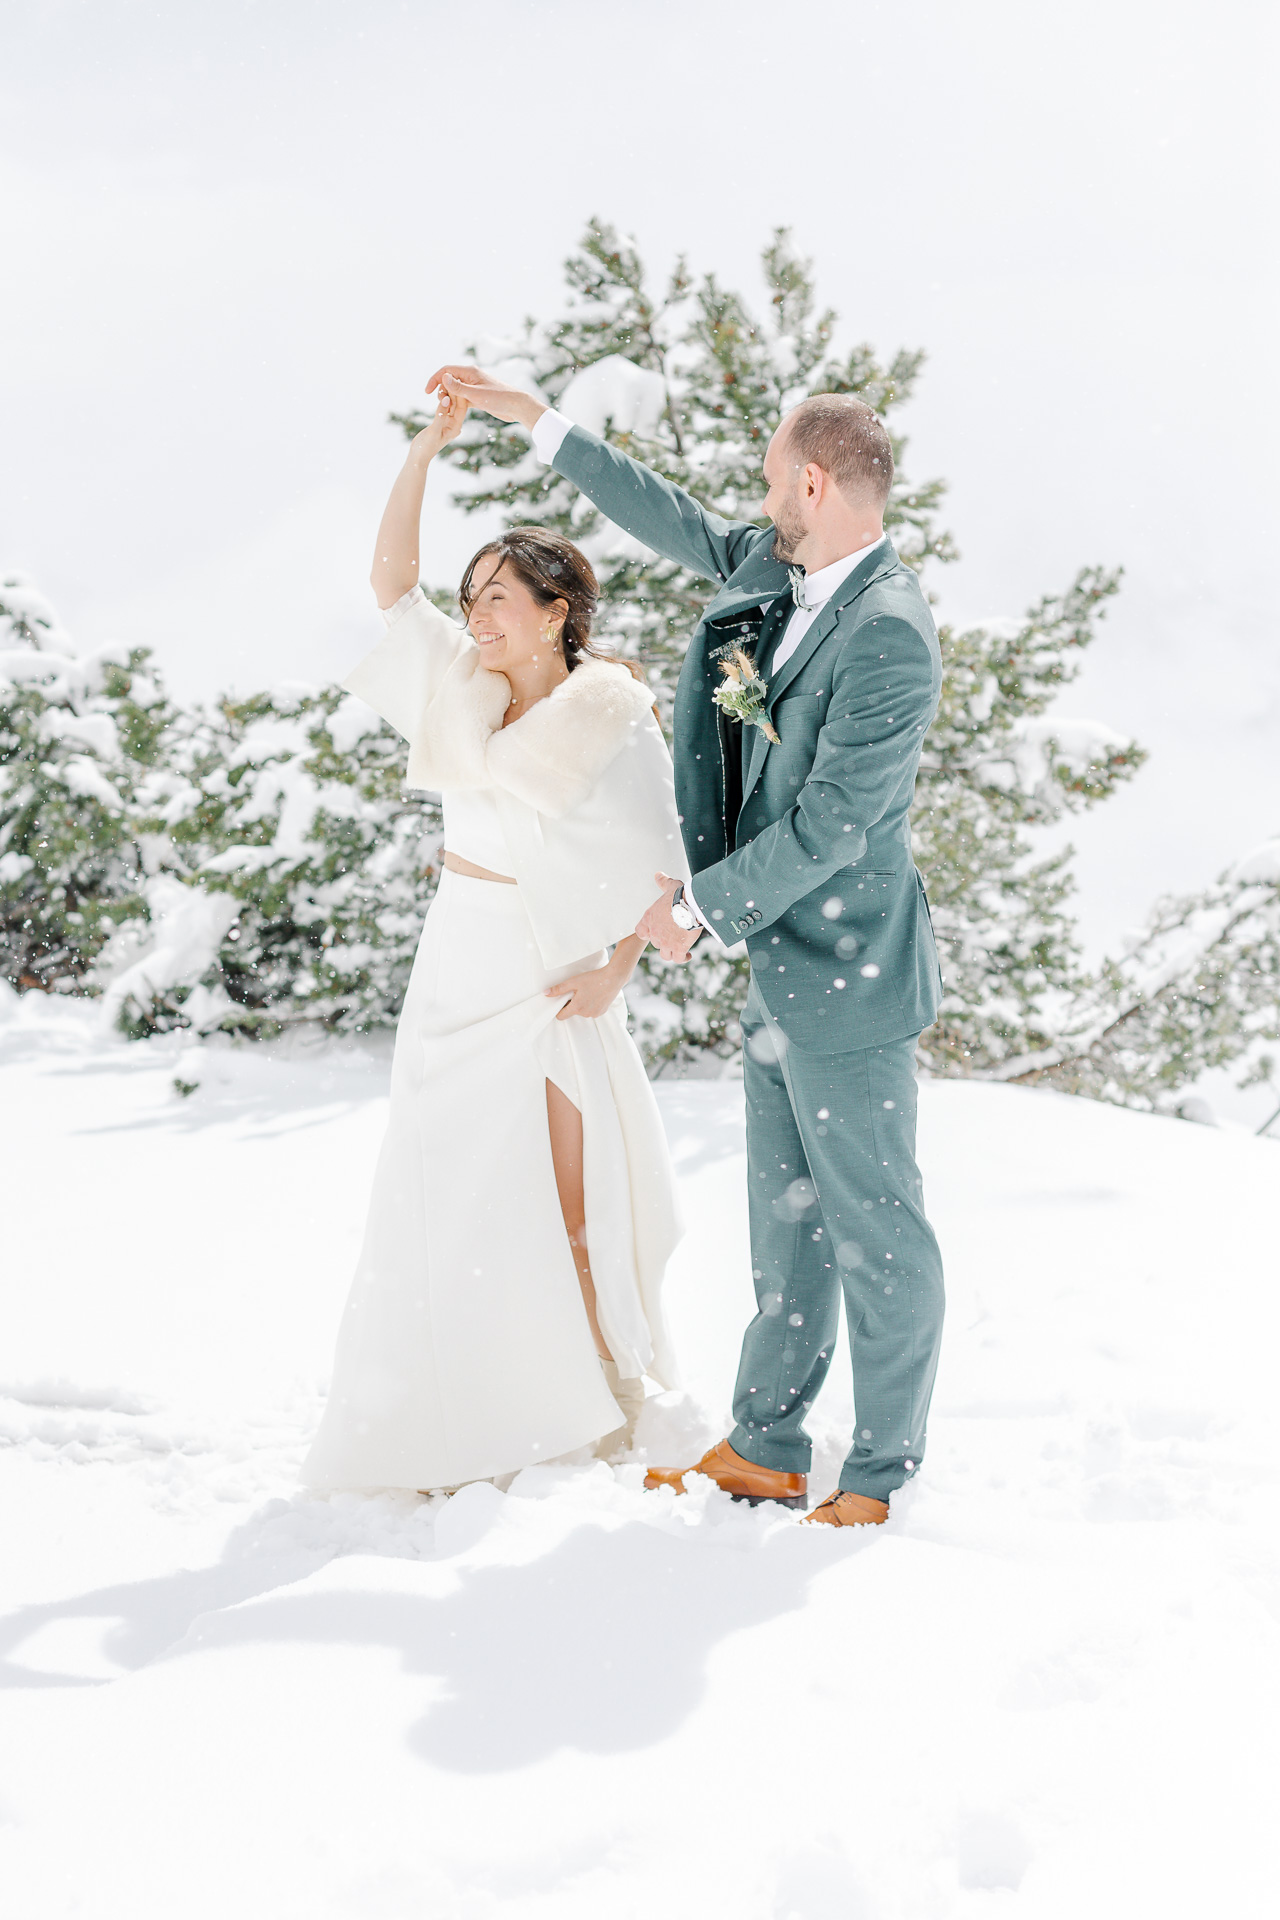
765, 597, 839, 709
743, 713, 771, 806
675, 559, 786, 867
743, 543, 901, 800
766, 544, 898, 709
736, 591, 794, 794
753, 591, 793, 677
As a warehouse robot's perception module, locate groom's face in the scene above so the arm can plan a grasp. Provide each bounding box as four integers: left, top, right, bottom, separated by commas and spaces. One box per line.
762, 425, 809, 563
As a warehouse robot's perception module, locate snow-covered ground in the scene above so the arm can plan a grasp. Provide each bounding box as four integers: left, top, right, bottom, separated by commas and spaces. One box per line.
1, 988, 1278, 1918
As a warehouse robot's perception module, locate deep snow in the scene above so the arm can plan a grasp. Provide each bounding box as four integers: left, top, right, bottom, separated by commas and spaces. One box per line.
1, 987, 1278, 1918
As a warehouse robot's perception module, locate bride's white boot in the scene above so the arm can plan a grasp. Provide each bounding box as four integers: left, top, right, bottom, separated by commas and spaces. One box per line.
596, 1358, 646, 1459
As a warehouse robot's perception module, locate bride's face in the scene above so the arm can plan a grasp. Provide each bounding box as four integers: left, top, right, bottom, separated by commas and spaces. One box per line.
467, 560, 566, 673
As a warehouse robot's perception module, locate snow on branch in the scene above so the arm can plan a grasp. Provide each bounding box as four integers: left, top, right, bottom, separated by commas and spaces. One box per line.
995, 839, 1280, 1109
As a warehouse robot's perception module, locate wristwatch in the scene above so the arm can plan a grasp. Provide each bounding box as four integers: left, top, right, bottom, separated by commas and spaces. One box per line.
670, 884, 700, 934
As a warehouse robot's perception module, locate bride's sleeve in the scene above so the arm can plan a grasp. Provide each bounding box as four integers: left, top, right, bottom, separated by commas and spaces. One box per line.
341, 587, 471, 743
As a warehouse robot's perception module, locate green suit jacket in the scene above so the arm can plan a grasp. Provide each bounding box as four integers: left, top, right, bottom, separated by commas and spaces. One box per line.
550, 425, 944, 1049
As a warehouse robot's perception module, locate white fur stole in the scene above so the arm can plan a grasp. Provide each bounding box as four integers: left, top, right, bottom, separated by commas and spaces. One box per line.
410, 650, 655, 817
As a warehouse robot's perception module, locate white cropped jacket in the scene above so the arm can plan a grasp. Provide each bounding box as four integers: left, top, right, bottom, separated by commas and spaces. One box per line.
343, 591, 689, 968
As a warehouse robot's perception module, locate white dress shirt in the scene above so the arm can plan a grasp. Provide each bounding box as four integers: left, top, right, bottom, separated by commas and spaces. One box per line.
770, 539, 888, 669
529, 405, 888, 948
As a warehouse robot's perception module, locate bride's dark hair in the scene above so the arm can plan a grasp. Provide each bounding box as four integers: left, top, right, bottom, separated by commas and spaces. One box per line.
458, 527, 646, 686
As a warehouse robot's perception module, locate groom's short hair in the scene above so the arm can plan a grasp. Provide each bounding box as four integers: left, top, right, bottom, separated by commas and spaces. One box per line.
783, 394, 894, 506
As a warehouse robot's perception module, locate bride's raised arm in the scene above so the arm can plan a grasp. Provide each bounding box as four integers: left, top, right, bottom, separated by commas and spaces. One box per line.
371, 389, 467, 608
343, 383, 476, 751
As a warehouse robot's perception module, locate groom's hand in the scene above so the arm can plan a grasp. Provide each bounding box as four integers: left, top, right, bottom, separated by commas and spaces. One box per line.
426, 364, 546, 433
636, 872, 702, 964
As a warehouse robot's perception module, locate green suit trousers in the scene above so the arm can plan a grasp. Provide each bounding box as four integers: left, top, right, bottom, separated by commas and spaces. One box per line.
729, 981, 945, 1500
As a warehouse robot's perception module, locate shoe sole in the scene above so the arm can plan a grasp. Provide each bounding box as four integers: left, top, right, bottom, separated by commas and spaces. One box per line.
729, 1490, 809, 1510
643, 1479, 808, 1510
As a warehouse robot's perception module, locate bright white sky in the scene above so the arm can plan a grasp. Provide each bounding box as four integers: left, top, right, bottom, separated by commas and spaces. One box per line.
2, 0, 1277, 960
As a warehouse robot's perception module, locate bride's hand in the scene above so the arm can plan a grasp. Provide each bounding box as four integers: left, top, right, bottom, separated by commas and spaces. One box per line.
426, 363, 546, 432
548, 963, 623, 1022
412, 385, 468, 458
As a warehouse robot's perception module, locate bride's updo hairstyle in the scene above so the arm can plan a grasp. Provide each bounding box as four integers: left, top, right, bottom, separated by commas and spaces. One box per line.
458, 528, 647, 686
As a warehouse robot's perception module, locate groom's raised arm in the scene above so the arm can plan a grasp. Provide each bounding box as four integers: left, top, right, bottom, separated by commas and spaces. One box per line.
531, 412, 765, 586
429, 366, 764, 585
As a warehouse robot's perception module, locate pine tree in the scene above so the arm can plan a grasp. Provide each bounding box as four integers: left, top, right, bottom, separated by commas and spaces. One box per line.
395, 219, 1145, 1073
0, 572, 170, 993
120, 687, 442, 1038
1004, 836, 1280, 1111
915, 575, 1147, 1073
0, 572, 442, 1041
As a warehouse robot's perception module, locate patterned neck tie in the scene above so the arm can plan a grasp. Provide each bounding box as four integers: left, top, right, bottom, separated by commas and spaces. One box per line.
788, 565, 807, 611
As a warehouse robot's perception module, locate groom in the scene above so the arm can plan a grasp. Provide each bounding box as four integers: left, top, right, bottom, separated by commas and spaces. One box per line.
432, 364, 946, 1528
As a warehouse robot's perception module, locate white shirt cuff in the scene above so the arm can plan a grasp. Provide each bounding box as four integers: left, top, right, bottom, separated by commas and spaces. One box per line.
378, 584, 425, 627
684, 878, 727, 948
530, 408, 574, 465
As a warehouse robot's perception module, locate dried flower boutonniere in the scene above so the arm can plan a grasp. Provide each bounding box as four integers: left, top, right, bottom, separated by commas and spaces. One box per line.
712, 646, 781, 744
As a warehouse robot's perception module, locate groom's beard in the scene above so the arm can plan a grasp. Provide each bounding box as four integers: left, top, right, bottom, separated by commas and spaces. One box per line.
769, 492, 807, 563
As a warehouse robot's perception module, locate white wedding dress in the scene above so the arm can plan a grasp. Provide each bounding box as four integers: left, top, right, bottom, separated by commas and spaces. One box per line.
302, 600, 684, 1493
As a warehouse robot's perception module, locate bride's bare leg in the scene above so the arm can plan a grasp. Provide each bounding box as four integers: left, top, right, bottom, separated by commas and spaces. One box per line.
546, 1078, 611, 1360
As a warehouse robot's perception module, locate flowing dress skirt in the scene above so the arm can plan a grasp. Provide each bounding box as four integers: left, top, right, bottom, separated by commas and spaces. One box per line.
301, 869, 682, 1491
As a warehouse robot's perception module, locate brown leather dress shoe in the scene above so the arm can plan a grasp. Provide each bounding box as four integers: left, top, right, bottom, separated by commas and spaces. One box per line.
804, 1491, 889, 1528
644, 1439, 808, 1509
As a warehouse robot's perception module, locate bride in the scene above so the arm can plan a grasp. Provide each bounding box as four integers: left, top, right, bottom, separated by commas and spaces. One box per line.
302, 385, 686, 1493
